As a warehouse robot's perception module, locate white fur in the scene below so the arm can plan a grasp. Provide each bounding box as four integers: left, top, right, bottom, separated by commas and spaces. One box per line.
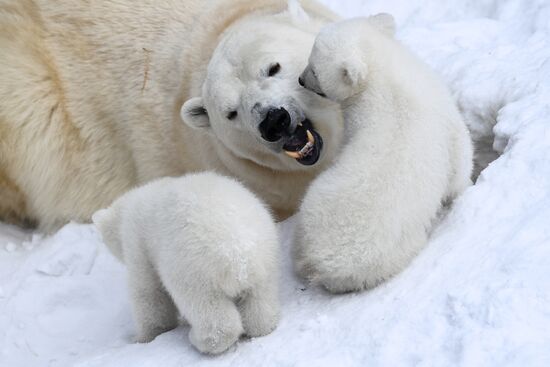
92, 172, 280, 354
288, 0, 311, 23
0, 0, 342, 231
295, 16, 473, 293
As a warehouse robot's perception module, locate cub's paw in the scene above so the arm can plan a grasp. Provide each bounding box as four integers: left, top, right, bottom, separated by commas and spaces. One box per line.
134, 323, 177, 343
317, 274, 367, 294
240, 300, 279, 338
189, 323, 243, 355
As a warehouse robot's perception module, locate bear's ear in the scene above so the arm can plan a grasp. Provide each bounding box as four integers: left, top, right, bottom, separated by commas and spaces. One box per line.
367, 13, 396, 37
92, 208, 113, 233
181, 97, 210, 130
288, 0, 310, 24
341, 59, 367, 88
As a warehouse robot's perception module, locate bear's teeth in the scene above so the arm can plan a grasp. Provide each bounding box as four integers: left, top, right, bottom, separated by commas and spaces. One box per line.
285, 150, 302, 159
299, 141, 314, 156
306, 130, 314, 145
284, 130, 315, 160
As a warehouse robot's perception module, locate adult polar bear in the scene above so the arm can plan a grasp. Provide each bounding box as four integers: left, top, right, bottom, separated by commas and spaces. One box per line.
0, 0, 342, 231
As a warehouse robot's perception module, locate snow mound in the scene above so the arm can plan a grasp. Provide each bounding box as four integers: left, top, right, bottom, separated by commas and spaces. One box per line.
1, 1, 550, 366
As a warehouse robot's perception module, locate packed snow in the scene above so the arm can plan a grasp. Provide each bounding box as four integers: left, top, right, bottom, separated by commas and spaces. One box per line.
1, 0, 550, 366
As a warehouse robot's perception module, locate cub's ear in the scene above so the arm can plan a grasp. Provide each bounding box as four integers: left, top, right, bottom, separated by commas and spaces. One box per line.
341, 59, 367, 88
181, 97, 210, 129
92, 208, 113, 232
368, 13, 396, 37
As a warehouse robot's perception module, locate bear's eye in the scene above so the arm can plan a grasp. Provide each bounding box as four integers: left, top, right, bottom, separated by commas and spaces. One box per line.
227, 111, 238, 120
268, 63, 281, 77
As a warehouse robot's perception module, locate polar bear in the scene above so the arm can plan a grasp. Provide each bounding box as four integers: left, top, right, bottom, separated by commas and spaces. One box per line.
0, 0, 343, 232
294, 15, 473, 293
92, 172, 280, 355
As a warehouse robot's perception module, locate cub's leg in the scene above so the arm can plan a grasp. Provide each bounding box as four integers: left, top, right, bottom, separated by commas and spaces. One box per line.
238, 282, 280, 337
168, 286, 243, 355
127, 256, 179, 343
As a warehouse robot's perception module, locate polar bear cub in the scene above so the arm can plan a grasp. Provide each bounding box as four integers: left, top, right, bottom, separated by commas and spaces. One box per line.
92, 172, 280, 354
295, 15, 473, 293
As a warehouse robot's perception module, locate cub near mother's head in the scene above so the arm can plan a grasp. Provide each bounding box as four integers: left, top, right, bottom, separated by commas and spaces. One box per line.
0, 0, 343, 231
299, 14, 396, 102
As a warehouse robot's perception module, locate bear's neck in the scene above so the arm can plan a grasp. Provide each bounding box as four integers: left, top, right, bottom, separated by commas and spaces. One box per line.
197, 137, 325, 221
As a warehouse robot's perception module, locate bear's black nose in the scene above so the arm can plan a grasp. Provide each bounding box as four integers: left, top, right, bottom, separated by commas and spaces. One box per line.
298, 76, 305, 87
259, 107, 291, 142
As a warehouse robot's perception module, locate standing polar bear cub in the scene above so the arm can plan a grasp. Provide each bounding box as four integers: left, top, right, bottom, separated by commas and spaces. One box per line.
93, 172, 280, 354
295, 15, 473, 293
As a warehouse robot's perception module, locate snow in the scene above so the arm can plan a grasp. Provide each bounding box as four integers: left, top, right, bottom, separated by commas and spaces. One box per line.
2, 0, 550, 366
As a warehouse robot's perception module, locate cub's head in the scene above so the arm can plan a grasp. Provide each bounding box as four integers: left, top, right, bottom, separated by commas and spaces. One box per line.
181, 3, 344, 170
299, 14, 395, 102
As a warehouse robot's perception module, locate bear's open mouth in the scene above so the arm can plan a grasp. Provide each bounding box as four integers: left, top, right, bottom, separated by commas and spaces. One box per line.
282, 119, 323, 166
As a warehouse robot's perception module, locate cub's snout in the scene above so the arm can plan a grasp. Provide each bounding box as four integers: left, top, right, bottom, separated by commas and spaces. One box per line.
298, 66, 326, 97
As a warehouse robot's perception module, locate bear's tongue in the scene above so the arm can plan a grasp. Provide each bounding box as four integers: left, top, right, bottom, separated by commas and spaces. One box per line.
282, 119, 323, 166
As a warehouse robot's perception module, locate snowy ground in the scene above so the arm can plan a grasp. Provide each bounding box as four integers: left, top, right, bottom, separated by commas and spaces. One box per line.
2, 1, 550, 366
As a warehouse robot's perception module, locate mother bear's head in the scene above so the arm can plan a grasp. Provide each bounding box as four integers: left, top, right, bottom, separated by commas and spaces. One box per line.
181, 2, 343, 172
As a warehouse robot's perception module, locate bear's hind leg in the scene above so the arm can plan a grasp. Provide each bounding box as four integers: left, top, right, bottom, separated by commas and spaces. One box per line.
238, 283, 280, 338
171, 288, 243, 354
127, 258, 179, 343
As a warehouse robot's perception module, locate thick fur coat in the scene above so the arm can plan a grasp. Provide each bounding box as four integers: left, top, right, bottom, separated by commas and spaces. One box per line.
295, 16, 473, 293
93, 172, 280, 354
0, 0, 340, 231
